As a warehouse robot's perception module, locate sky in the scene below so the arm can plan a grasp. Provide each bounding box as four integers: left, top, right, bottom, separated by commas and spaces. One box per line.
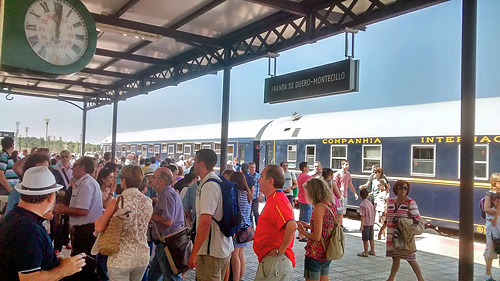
1, 0, 499, 145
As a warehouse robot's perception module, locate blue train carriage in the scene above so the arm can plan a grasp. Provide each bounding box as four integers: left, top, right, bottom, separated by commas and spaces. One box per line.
258, 97, 500, 234
101, 119, 273, 169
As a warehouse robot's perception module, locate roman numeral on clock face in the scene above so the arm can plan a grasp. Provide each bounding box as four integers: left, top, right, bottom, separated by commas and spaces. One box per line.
26, 23, 37, 31
28, 35, 39, 46
71, 44, 82, 54
37, 46, 47, 58
40, 2, 50, 13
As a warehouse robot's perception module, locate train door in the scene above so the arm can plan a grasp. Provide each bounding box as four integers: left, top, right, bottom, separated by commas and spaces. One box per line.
266, 142, 275, 165
238, 144, 246, 164
305, 144, 316, 168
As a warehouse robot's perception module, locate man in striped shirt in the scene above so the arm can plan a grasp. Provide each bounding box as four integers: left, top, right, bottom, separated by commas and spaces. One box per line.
0, 137, 19, 195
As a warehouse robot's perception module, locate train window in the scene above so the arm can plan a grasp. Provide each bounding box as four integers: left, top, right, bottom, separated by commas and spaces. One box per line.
411, 145, 435, 177
202, 144, 212, 150
131, 145, 136, 153
215, 143, 222, 154
458, 144, 489, 180
168, 145, 174, 154
176, 144, 183, 153
142, 145, 147, 154
239, 145, 245, 163
184, 145, 192, 158
161, 144, 167, 153
287, 145, 297, 168
227, 144, 235, 161
127, 145, 131, 152
330, 145, 347, 170
154, 145, 160, 154
362, 145, 382, 172
121, 146, 126, 152
194, 143, 201, 152
305, 145, 316, 168
267, 143, 275, 165
148, 144, 154, 153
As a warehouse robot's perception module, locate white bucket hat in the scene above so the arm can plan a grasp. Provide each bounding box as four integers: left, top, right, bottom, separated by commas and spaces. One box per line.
15, 166, 63, 196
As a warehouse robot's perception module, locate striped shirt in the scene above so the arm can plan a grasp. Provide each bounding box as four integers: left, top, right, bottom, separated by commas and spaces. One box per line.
0, 152, 19, 192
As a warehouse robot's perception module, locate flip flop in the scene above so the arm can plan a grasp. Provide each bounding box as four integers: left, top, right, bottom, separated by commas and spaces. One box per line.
357, 252, 369, 257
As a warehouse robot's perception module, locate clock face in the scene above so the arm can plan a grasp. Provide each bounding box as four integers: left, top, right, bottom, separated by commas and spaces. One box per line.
24, 0, 89, 66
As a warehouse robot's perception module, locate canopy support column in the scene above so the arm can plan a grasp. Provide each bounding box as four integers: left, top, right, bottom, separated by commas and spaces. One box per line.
459, 0, 477, 280
111, 99, 118, 163
80, 102, 87, 156
220, 62, 231, 172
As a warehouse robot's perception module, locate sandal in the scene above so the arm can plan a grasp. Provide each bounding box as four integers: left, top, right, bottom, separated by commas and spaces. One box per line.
357, 252, 369, 257
368, 251, 376, 256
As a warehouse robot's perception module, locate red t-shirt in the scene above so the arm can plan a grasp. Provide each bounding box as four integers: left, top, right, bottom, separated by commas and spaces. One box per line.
297, 173, 312, 204
253, 190, 296, 267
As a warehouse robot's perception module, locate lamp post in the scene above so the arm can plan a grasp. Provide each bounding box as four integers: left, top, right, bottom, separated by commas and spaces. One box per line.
45, 118, 50, 150
25, 127, 29, 150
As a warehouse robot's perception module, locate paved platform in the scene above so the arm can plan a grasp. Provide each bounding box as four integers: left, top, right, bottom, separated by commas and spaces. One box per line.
182, 221, 500, 281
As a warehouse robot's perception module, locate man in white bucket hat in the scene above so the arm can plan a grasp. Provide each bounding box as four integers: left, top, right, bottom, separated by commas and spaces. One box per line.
0, 166, 86, 280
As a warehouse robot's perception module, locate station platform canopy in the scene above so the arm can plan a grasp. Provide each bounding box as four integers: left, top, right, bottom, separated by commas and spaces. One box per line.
0, 0, 447, 109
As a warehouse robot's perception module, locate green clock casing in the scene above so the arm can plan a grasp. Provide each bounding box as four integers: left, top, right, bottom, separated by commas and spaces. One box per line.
0, 0, 97, 76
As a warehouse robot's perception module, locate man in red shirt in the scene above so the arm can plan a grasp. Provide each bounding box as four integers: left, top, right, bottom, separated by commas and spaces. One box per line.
253, 165, 297, 281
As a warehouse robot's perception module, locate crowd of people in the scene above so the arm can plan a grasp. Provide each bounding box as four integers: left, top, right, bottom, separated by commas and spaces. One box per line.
0, 135, 429, 281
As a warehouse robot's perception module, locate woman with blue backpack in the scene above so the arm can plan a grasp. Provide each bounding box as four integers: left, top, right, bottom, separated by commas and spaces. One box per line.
229, 172, 253, 281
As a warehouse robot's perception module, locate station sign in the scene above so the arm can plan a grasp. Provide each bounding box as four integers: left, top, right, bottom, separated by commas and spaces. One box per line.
264, 59, 359, 104
0, 131, 14, 138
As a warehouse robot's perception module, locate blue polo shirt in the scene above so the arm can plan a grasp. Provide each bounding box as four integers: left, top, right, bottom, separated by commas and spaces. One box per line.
0, 205, 59, 280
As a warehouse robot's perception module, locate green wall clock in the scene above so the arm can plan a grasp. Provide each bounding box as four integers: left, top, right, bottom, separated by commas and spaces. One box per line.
0, 0, 97, 77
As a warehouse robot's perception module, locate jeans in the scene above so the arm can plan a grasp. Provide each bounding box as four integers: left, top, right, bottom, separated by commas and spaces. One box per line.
251, 198, 260, 225
147, 243, 182, 281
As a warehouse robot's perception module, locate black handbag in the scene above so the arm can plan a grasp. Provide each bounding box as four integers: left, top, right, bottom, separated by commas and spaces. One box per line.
153, 223, 192, 275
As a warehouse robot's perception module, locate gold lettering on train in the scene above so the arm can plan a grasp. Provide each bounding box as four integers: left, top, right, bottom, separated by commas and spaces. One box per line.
322, 138, 382, 144
419, 136, 500, 143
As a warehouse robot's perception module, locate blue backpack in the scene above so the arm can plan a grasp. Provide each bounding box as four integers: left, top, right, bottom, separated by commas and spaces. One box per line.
206, 176, 242, 237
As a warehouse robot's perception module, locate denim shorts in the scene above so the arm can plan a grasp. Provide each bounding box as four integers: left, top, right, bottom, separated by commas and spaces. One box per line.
299, 203, 313, 223
304, 256, 331, 280
362, 225, 374, 241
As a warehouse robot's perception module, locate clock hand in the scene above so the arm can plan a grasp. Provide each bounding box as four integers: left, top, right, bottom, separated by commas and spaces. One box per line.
54, 4, 63, 43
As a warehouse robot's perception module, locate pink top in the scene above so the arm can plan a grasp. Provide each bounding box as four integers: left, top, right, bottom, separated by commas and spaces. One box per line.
297, 173, 312, 204
334, 170, 352, 197
359, 199, 374, 226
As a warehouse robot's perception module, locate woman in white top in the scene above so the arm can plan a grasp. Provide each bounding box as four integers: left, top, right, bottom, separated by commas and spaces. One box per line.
95, 165, 153, 281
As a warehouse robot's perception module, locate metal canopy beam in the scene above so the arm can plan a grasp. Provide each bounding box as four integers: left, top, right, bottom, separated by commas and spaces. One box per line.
92, 13, 225, 48
246, 0, 308, 16
168, 0, 226, 30
113, 0, 142, 18
11, 76, 116, 90
95, 48, 173, 66
1, 83, 99, 97
81, 68, 138, 80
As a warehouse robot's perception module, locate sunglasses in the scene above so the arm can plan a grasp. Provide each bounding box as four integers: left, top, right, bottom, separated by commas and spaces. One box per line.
400, 186, 409, 190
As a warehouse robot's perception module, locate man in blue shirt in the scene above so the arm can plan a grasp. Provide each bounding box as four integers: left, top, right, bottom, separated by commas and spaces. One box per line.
148, 167, 184, 281
248, 162, 261, 225
0, 166, 85, 280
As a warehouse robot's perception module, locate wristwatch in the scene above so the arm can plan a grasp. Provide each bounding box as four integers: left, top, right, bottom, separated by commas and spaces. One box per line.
275, 249, 282, 256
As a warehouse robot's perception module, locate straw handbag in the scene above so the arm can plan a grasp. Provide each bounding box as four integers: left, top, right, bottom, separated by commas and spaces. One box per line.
98, 196, 124, 255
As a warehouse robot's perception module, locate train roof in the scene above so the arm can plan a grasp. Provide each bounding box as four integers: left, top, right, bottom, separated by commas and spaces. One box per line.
101, 119, 272, 144
260, 97, 500, 140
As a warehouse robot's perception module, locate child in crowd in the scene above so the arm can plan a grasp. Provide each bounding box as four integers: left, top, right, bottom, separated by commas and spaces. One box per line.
484, 193, 500, 281
358, 188, 375, 257
375, 178, 389, 240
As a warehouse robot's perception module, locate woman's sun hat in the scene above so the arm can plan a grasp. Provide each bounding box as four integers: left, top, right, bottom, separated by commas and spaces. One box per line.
15, 166, 63, 196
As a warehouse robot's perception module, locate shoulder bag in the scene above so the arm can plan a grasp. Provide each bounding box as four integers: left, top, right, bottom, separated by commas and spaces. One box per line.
153, 222, 192, 275
98, 196, 124, 256
318, 203, 344, 260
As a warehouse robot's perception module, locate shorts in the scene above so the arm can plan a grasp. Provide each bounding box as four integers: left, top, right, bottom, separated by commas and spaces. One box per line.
484, 228, 499, 260
233, 236, 247, 248
304, 256, 331, 280
362, 225, 374, 241
337, 197, 348, 215
299, 203, 313, 223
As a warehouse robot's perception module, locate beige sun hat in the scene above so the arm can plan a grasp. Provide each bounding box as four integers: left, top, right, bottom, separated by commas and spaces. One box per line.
15, 166, 63, 196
